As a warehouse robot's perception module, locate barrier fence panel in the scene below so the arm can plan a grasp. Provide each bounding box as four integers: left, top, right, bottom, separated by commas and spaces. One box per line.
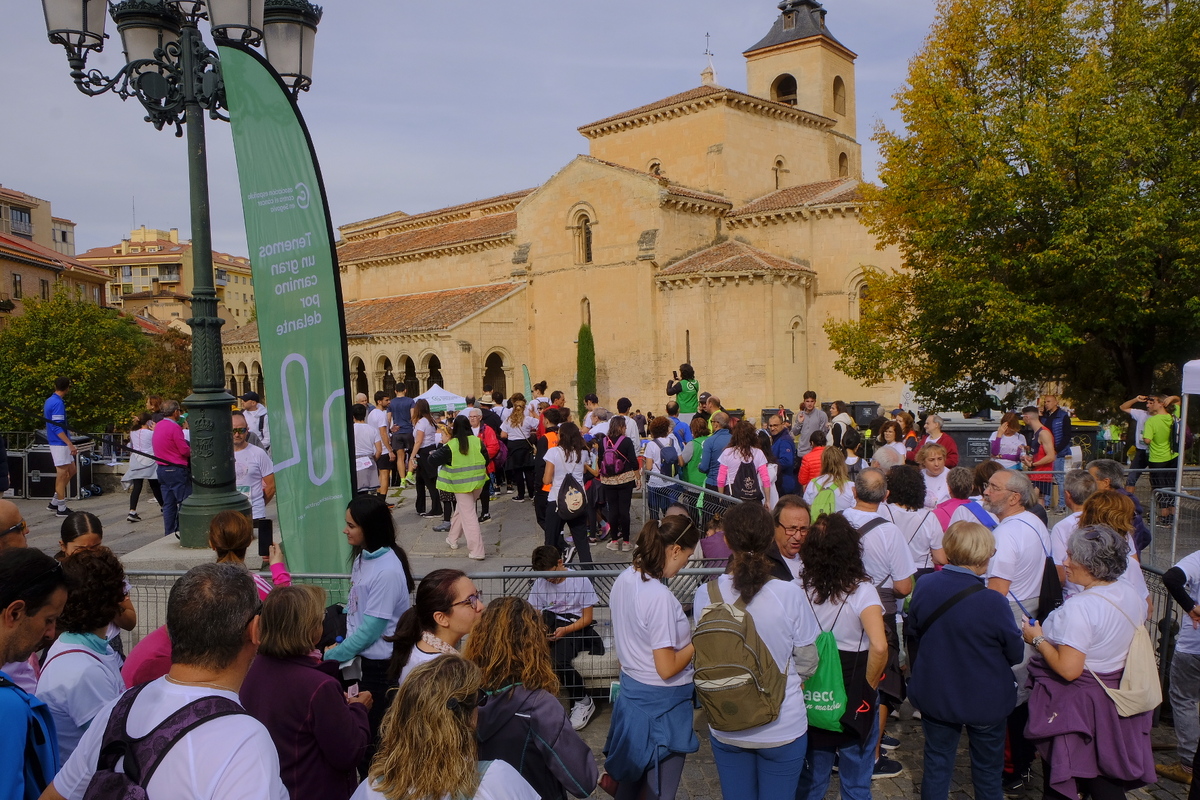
1142, 565, 1178, 724
640, 470, 742, 530
1146, 490, 1200, 572
124, 567, 724, 701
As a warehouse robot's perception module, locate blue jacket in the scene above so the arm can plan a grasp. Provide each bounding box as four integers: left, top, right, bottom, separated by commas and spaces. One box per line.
602, 674, 698, 784
771, 431, 798, 495
670, 416, 693, 446
0, 671, 60, 800
906, 567, 1024, 726
698, 428, 731, 487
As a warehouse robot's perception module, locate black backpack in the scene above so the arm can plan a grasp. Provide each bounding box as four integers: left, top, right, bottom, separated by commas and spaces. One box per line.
730, 460, 763, 503
82, 683, 246, 799
556, 452, 589, 521
657, 438, 680, 479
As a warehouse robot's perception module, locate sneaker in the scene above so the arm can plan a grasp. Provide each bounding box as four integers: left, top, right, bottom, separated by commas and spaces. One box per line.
1003, 770, 1031, 797
443, 533, 458, 547
511, 496, 526, 502
880, 734, 900, 751
620, 541, 632, 551
478, 513, 491, 523
126, 511, 142, 522
47, 501, 58, 512
56, 506, 73, 517
417, 511, 438, 518
872, 756, 904, 780
434, 522, 453, 534
1156, 763, 1194, 785
569, 696, 596, 730
606, 540, 621, 551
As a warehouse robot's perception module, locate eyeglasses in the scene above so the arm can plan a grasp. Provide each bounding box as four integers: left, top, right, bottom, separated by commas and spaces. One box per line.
1, 519, 28, 537
781, 525, 809, 537
231, 427, 248, 434
986, 481, 1011, 493
451, 593, 484, 609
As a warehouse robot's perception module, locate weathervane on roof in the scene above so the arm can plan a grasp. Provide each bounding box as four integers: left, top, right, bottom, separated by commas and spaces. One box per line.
701, 33, 718, 86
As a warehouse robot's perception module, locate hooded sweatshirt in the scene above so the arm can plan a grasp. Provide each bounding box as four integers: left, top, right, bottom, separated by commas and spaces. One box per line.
475, 685, 598, 800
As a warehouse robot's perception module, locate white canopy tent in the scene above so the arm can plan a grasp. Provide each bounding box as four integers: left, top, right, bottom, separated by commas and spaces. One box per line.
416, 384, 467, 413
1178, 360, 1200, 495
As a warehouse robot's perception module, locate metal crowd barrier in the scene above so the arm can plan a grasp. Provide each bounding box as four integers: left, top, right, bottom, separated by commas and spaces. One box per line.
1145, 490, 1200, 571
639, 469, 743, 530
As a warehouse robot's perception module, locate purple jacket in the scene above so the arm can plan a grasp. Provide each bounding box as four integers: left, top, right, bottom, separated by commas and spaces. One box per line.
1025, 658, 1155, 798
240, 654, 370, 800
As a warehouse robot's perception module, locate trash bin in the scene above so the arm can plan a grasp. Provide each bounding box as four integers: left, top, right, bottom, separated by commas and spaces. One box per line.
938, 419, 999, 469
26, 437, 93, 500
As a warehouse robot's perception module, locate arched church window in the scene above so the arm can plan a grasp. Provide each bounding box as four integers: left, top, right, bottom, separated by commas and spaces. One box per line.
648, 160, 662, 176
771, 74, 797, 106
773, 156, 789, 190
575, 213, 593, 264
839, 152, 849, 178
833, 76, 847, 116
581, 297, 591, 327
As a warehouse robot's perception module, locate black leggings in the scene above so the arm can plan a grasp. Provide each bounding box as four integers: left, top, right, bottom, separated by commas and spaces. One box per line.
415, 448, 442, 516
129, 478, 162, 511
508, 465, 536, 500
1043, 770, 1134, 800
358, 656, 395, 776
606, 481, 634, 542
543, 501, 592, 563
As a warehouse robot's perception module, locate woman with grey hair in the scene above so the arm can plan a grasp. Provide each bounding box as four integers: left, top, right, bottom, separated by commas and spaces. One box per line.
1020, 525, 1155, 799
918, 414, 959, 467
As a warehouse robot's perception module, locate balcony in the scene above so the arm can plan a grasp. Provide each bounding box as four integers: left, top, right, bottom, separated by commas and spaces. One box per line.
214, 269, 228, 287
9, 219, 33, 237
158, 269, 181, 283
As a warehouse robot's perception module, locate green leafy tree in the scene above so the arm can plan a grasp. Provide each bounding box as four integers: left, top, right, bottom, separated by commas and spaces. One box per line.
576, 324, 596, 412
0, 291, 146, 431
130, 328, 193, 403
827, 0, 1200, 416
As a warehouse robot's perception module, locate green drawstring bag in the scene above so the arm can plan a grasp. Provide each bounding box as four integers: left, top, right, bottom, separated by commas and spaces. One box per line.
803, 602, 848, 732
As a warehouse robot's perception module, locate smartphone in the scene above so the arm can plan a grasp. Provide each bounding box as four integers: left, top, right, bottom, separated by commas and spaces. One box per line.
673, 371, 679, 379
346, 683, 359, 698
256, 519, 273, 558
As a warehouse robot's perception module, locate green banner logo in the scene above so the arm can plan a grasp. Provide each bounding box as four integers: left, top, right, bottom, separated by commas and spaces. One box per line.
220, 45, 352, 575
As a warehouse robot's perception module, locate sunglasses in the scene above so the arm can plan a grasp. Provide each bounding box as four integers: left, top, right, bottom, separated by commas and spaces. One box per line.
231, 427, 248, 434
1, 520, 28, 537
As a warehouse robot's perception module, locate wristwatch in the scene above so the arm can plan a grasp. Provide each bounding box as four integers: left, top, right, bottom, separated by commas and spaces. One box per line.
1030, 636, 1045, 649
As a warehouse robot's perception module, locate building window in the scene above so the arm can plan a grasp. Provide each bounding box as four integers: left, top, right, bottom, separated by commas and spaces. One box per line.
771, 74, 798, 106
93, 287, 100, 304
40, 280, 50, 300
839, 152, 849, 178
575, 213, 593, 264
60, 230, 69, 243
773, 156, 789, 190
833, 76, 847, 116
648, 159, 662, 176
12, 274, 21, 299
140, 268, 149, 276
122, 284, 133, 294
581, 297, 591, 327
10, 207, 32, 237
122, 266, 133, 278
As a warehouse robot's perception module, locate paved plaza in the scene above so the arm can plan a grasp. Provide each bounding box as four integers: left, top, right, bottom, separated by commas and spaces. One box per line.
17, 486, 1194, 799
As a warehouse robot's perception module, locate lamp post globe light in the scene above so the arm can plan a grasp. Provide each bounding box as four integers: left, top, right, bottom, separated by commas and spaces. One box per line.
41, 0, 323, 547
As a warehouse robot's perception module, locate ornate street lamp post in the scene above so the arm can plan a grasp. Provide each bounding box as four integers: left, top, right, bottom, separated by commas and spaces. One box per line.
41, 0, 322, 547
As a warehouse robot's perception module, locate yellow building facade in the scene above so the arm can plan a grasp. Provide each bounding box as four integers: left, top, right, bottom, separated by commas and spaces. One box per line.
224, 0, 905, 414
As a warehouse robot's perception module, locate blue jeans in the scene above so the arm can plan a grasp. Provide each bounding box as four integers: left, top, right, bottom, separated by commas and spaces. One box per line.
796, 713, 879, 800
711, 735, 806, 800
156, 464, 191, 536
1052, 456, 1066, 509
920, 715, 1006, 800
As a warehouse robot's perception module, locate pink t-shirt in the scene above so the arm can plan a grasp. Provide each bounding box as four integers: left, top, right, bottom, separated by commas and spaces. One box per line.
122, 625, 173, 688
151, 417, 190, 467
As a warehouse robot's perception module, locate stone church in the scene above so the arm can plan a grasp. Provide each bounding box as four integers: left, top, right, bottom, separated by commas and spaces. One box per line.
223, 0, 905, 415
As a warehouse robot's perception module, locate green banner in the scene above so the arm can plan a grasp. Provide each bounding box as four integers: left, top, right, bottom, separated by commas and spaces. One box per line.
220, 45, 352, 575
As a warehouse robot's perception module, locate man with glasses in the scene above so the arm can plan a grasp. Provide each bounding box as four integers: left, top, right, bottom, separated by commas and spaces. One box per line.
0, 500, 29, 550
43, 563, 287, 800
1, 548, 69, 798
769, 495, 811, 580
233, 412, 275, 555
981, 468, 1051, 796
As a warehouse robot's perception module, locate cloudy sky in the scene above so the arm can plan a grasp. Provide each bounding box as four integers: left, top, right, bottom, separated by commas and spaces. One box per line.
3, 1, 938, 257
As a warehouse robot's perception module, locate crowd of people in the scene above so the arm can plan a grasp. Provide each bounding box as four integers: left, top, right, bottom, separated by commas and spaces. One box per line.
1, 371, 1193, 800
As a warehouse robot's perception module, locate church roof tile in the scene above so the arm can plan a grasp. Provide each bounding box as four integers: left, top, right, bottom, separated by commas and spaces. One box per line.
656, 239, 812, 277
578, 85, 834, 136
337, 213, 517, 263
728, 179, 863, 217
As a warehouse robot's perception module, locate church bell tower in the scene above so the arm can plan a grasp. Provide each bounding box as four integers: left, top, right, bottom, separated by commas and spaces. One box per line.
744, 0, 858, 141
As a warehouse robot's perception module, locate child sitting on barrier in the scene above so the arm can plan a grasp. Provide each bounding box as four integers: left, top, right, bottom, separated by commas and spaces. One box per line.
527, 546, 605, 730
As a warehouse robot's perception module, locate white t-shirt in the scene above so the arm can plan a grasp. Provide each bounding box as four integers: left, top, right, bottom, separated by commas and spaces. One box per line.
397, 645, 441, 687
414, 417, 439, 448
802, 475, 855, 513
988, 511, 1051, 602
780, 552, 803, 580
1052, 515, 1148, 602
922, 469, 950, 507
544, 446, 587, 500
1173, 550, 1200, 655
692, 576, 820, 745
610, 566, 693, 687
243, 405, 270, 448
52, 678, 288, 800
1043, 580, 1147, 672
367, 407, 389, 443
885, 441, 907, 460
842, 508, 917, 595
37, 637, 125, 761
803, 581, 882, 651
501, 414, 537, 441
889, 506, 944, 570
233, 443, 274, 518
642, 435, 681, 489
590, 420, 611, 439
989, 432, 1026, 464
351, 758, 538, 800
528, 572, 598, 622
353, 421, 381, 458
1128, 408, 1149, 451
347, 549, 412, 661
